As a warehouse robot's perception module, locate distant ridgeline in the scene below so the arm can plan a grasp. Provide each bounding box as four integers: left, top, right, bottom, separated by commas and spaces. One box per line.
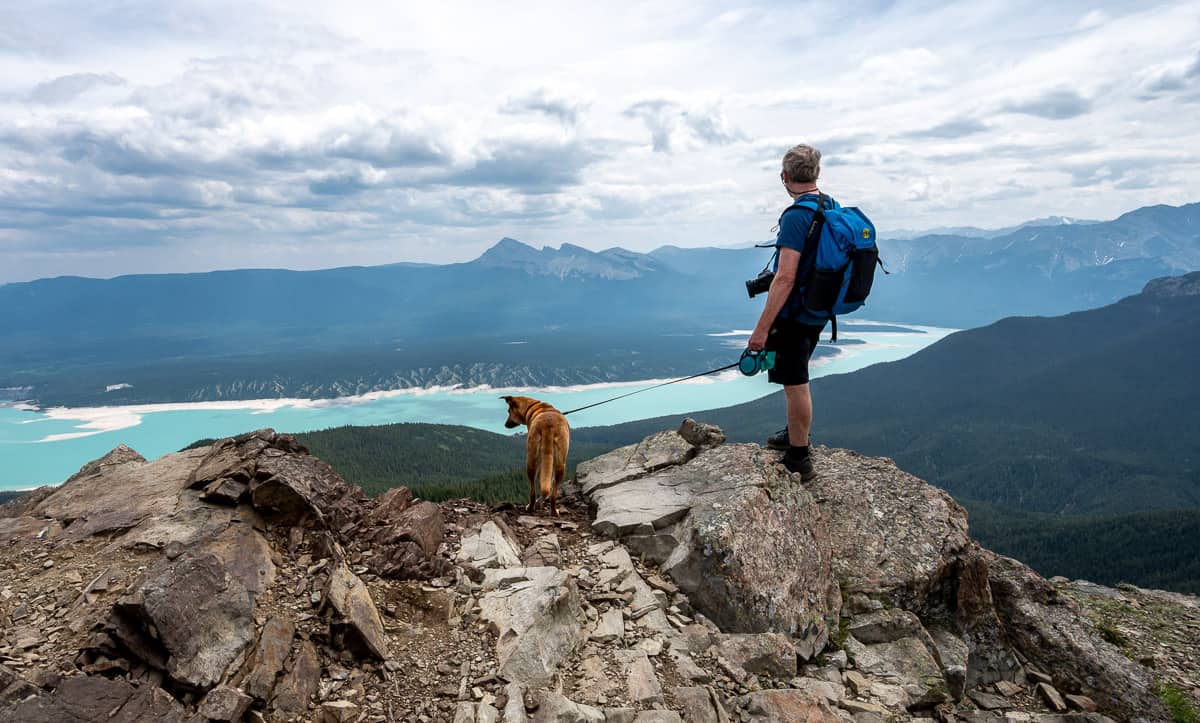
1, 201, 1197, 406
570, 271, 1200, 594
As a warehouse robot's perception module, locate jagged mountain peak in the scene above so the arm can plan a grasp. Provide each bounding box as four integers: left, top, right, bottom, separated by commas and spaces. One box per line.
473, 237, 659, 279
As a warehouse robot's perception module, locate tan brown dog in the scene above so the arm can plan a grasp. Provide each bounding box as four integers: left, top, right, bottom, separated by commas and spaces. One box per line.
501, 395, 570, 516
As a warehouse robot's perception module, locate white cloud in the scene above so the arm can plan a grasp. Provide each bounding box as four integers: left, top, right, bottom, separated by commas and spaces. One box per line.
0, 0, 1198, 282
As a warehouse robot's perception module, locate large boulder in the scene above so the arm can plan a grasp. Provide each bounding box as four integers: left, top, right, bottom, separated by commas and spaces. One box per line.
808, 448, 971, 611
34, 445, 216, 545
109, 550, 256, 691
984, 552, 1169, 721
579, 435, 833, 644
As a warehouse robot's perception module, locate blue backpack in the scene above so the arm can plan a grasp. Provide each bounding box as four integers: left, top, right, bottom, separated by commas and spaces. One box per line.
774, 193, 883, 340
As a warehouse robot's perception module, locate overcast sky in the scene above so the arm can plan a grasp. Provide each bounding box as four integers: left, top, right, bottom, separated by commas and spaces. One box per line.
1, 1, 1198, 282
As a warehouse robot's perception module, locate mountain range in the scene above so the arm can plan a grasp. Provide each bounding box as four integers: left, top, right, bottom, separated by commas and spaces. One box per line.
1, 201, 1197, 406
888, 214, 1101, 240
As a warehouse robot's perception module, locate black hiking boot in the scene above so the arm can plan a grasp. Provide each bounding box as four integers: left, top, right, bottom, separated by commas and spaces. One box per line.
781, 447, 816, 482
767, 427, 790, 450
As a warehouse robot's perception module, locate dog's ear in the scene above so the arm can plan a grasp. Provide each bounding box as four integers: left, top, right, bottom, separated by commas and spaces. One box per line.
500, 395, 513, 403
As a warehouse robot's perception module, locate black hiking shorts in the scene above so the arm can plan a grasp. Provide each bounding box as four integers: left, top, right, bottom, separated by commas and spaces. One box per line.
763, 318, 826, 386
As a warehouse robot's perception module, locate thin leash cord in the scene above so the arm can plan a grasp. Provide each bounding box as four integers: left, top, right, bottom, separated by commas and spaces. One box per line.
560, 361, 741, 417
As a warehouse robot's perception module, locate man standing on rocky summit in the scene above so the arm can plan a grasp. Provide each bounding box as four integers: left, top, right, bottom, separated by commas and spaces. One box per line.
747, 144, 829, 481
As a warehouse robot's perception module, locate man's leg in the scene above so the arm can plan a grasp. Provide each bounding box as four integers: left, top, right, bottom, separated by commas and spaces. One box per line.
784, 383, 812, 448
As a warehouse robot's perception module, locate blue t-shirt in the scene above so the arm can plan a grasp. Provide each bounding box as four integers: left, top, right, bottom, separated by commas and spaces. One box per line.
773, 194, 830, 325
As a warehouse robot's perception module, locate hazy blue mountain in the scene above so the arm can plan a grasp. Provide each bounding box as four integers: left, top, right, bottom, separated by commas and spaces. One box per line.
2, 201, 1196, 405
888, 215, 1101, 240
0, 239, 762, 405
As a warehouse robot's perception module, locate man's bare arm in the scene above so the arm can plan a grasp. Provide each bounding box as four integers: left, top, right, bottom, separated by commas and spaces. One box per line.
748, 247, 803, 351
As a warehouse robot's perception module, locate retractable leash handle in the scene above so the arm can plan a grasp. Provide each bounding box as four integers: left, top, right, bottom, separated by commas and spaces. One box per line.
738, 349, 776, 376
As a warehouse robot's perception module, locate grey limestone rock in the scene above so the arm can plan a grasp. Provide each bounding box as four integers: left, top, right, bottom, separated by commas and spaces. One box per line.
457, 519, 522, 569
616, 649, 663, 705
843, 635, 951, 709
529, 690, 605, 722
671, 686, 730, 723
710, 632, 798, 679
478, 566, 583, 685
808, 448, 971, 612
741, 689, 841, 722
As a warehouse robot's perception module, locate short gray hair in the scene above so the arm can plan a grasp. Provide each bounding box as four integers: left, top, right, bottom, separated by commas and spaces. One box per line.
782, 144, 821, 183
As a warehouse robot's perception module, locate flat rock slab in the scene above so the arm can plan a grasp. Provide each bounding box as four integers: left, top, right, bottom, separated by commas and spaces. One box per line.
0, 674, 185, 723
457, 520, 522, 569
575, 430, 698, 497
522, 533, 562, 567
35, 447, 210, 543
844, 635, 950, 708
478, 566, 583, 686
272, 640, 320, 716
530, 691, 605, 722
671, 686, 729, 723
616, 649, 663, 705
711, 633, 798, 679
590, 607, 624, 643
985, 552, 1168, 721
243, 616, 296, 702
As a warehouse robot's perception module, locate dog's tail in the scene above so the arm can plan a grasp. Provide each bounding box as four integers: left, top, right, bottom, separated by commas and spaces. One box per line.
538, 439, 556, 500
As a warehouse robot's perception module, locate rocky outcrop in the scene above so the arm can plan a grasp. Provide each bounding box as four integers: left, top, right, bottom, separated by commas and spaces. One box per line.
575, 421, 1175, 722
0, 429, 452, 722
577, 422, 833, 650
1, 421, 1191, 722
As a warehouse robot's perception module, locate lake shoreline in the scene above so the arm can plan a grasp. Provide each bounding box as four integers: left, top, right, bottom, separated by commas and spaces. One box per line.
0, 323, 956, 491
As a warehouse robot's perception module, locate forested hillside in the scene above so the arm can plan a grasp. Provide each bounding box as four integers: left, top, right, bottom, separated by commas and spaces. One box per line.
293, 423, 613, 503
966, 501, 1200, 594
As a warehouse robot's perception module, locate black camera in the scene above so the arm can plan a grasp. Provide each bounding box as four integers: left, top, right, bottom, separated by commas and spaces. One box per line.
745, 269, 775, 298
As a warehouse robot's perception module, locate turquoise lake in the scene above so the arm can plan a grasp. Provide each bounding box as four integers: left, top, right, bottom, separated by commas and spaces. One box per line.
0, 324, 954, 490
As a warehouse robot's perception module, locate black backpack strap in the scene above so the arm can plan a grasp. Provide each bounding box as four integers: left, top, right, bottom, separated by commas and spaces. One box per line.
777, 193, 827, 262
